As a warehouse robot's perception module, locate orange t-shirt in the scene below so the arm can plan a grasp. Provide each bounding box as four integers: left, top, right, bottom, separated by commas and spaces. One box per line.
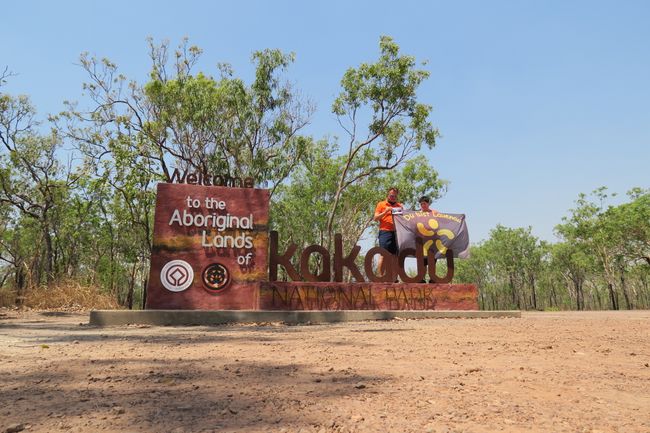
375, 200, 403, 231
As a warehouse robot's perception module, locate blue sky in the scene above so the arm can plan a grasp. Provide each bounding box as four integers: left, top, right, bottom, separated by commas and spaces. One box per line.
2, 0, 649, 243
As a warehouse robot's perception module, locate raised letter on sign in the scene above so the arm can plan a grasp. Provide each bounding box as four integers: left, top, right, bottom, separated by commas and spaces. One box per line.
167, 168, 186, 183
300, 245, 331, 282
269, 231, 301, 281
428, 249, 455, 283
334, 234, 364, 282
364, 247, 395, 283
398, 237, 427, 283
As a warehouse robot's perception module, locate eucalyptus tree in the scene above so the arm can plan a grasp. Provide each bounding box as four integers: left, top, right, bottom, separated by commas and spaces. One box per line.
549, 241, 593, 310
479, 225, 544, 309
141, 47, 314, 196
555, 187, 650, 309
0, 83, 82, 288
598, 188, 650, 308
272, 140, 446, 253
606, 188, 650, 267
0, 197, 25, 290
325, 36, 440, 249
60, 38, 313, 195
454, 244, 495, 309
53, 39, 314, 304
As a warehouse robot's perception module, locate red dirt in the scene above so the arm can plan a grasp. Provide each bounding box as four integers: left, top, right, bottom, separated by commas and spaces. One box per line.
1, 310, 648, 433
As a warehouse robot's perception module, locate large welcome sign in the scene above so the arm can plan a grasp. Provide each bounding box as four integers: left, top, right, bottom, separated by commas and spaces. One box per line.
146, 181, 478, 311
146, 182, 269, 309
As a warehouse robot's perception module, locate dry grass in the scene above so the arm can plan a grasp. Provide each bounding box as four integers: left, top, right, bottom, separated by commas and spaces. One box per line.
0, 286, 14, 308
17, 280, 122, 311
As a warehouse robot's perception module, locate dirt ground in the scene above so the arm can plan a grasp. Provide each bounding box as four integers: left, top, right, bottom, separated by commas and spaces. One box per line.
1, 310, 649, 433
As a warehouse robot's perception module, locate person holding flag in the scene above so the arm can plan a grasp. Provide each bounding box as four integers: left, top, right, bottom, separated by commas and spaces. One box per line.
418, 195, 438, 215
373, 187, 403, 276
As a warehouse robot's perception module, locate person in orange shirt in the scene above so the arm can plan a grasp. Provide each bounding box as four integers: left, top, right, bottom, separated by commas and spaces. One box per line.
373, 187, 403, 276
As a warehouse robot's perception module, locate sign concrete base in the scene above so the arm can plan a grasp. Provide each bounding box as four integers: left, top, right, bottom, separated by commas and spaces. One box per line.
89, 309, 521, 326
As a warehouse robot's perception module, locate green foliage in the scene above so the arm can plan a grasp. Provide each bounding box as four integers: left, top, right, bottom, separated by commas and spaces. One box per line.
135, 41, 312, 193
553, 187, 650, 309
272, 140, 447, 252
457, 188, 650, 310
42, 38, 316, 307
332, 36, 437, 155
455, 226, 546, 310
2, 40, 648, 312
324, 36, 441, 248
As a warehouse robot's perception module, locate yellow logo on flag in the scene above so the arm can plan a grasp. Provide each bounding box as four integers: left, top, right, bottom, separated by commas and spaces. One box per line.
416, 218, 455, 256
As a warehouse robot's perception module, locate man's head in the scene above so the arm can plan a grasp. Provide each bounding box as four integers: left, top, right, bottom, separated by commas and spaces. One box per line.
387, 187, 399, 204
419, 195, 431, 212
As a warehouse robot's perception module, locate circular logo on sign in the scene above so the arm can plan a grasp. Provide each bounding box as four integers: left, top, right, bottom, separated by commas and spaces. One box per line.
160, 260, 194, 292
202, 263, 231, 293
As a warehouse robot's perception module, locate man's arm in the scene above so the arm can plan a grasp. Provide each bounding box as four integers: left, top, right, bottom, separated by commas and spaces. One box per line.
373, 203, 390, 221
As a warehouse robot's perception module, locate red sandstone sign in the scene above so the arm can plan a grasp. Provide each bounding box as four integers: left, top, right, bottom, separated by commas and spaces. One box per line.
146, 182, 478, 311
146, 183, 269, 309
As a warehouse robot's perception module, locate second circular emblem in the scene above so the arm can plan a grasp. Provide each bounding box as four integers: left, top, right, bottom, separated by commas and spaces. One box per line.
202, 263, 231, 293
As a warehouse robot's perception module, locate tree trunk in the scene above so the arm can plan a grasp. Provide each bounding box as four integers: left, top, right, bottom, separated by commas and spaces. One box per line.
530, 275, 538, 310
14, 266, 25, 306
550, 282, 558, 309
639, 273, 649, 309
573, 281, 581, 310
578, 281, 585, 311
141, 277, 148, 310
595, 289, 602, 310
126, 262, 137, 310
43, 225, 54, 284
607, 283, 618, 310
15, 266, 25, 292
509, 274, 519, 309
620, 273, 632, 310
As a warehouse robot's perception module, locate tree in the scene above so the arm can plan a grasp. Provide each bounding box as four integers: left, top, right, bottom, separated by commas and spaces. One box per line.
607, 188, 650, 267
60, 39, 313, 195
486, 225, 543, 309
50, 39, 316, 306
550, 242, 592, 310
456, 225, 546, 310
555, 187, 650, 310
0, 134, 78, 286
1, 81, 82, 288
598, 188, 650, 308
272, 140, 446, 265
325, 36, 440, 249
454, 244, 494, 309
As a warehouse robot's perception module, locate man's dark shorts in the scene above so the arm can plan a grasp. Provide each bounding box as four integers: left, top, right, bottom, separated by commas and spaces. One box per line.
378, 230, 398, 255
